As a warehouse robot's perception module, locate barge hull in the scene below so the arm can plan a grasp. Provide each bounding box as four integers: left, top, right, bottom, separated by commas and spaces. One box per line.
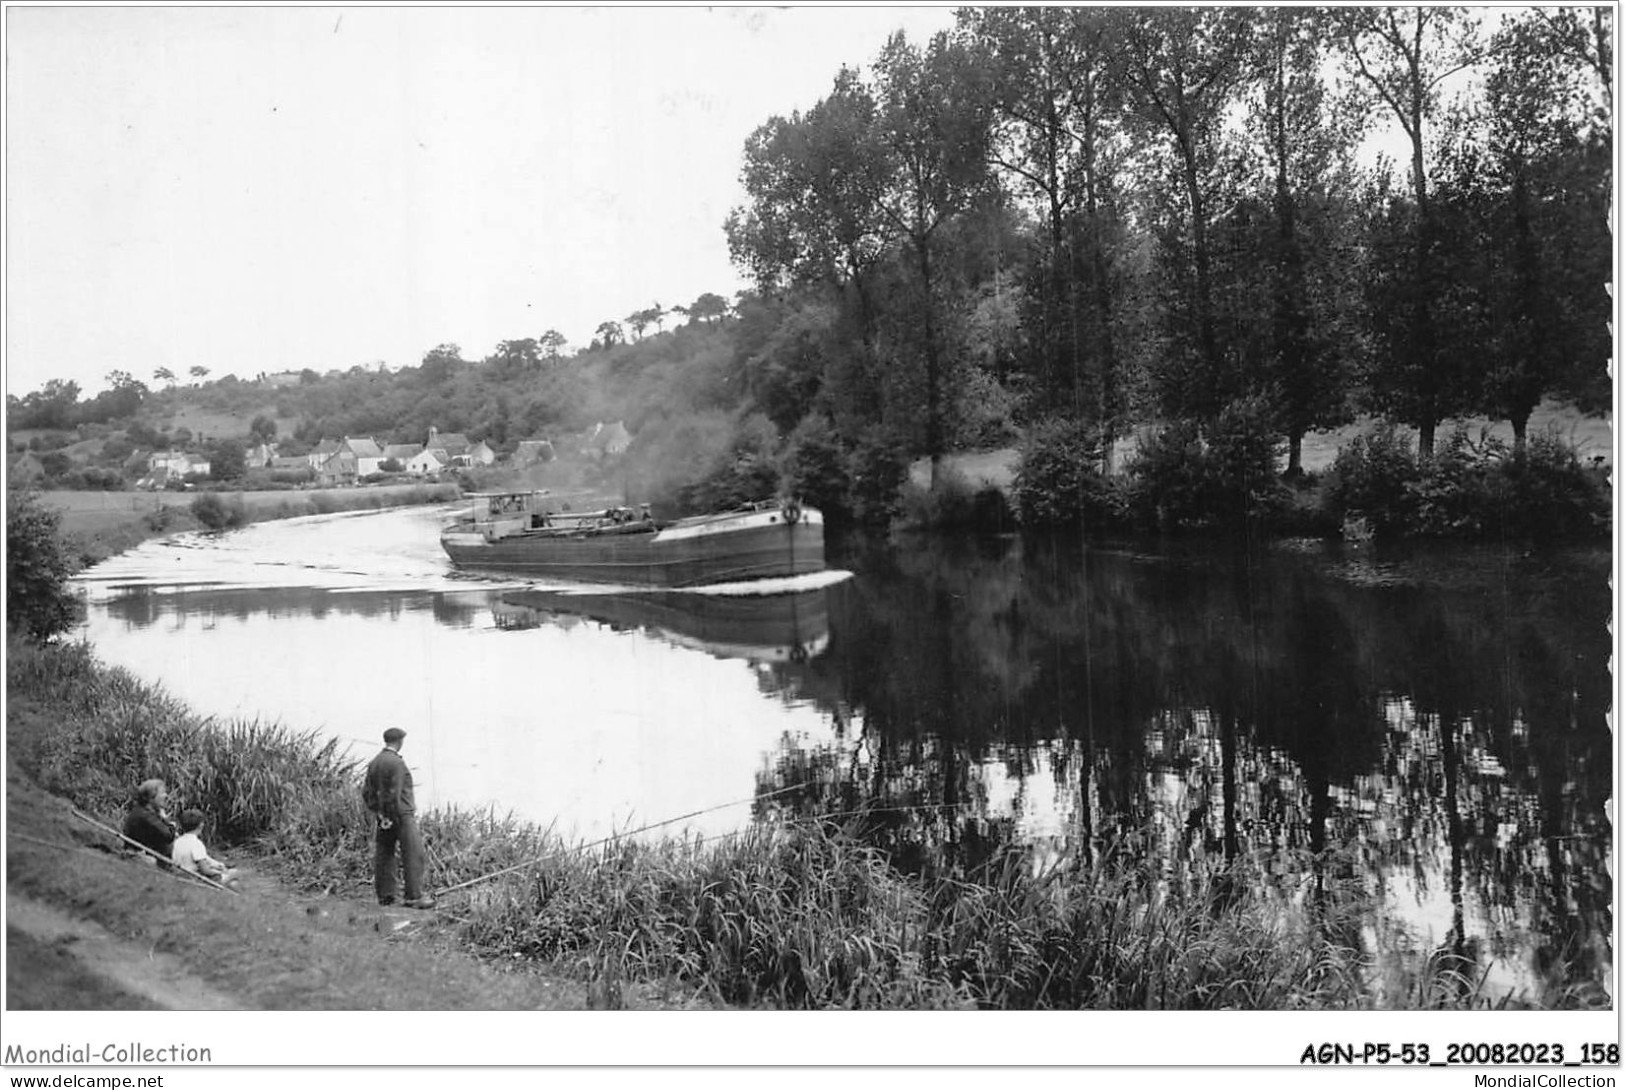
442, 519, 824, 587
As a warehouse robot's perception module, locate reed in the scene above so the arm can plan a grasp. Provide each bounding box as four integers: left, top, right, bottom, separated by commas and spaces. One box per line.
440, 821, 1381, 1009
12, 636, 361, 859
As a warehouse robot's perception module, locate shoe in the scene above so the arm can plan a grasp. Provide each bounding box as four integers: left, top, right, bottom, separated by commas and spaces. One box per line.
378, 897, 396, 906
403, 897, 436, 910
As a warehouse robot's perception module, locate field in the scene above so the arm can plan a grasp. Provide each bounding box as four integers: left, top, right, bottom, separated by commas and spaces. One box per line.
39, 483, 450, 535
33, 483, 461, 567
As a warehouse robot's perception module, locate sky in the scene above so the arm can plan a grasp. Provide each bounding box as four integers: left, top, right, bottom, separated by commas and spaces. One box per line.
5, 5, 959, 398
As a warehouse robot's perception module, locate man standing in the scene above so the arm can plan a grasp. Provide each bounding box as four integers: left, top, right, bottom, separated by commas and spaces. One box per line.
362, 728, 433, 909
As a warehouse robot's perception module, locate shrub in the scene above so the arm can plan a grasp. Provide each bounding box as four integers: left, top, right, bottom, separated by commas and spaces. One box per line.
1321, 424, 1608, 542
1124, 420, 1212, 531
1119, 399, 1286, 533
1493, 431, 1610, 541
675, 414, 783, 514
899, 469, 1012, 531
1012, 418, 1122, 530
1405, 427, 1496, 538
1324, 425, 1420, 538
6, 491, 83, 641
1203, 396, 1288, 529
189, 492, 246, 531
143, 504, 186, 533
845, 429, 909, 528
780, 416, 850, 521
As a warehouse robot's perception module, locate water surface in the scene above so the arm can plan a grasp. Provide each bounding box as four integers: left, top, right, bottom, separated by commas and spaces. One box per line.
75, 506, 1613, 1005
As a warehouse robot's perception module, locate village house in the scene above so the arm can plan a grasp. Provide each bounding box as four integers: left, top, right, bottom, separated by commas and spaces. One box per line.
583, 421, 633, 460
268, 455, 310, 478
341, 436, 385, 477
466, 439, 497, 466
149, 451, 212, 478
425, 427, 473, 465
244, 442, 278, 469
315, 449, 357, 488
381, 443, 422, 469
135, 450, 211, 490
405, 447, 449, 477
306, 438, 342, 471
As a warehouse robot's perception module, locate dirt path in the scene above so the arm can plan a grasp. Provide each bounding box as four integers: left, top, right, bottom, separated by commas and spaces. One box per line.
7, 894, 242, 1010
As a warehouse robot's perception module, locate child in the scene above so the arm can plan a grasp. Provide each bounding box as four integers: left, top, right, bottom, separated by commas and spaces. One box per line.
171, 809, 239, 889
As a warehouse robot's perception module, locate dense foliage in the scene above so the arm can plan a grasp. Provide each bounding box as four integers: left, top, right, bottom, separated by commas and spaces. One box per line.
6, 491, 83, 640
1326, 424, 1608, 541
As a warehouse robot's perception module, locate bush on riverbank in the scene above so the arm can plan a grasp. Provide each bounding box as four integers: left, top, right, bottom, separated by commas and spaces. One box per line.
190, 492, 248, 530
6, 491, 84, 641
1008, 414, 1607, 543
1324, 425, 1608, 541
10, 636, 1535, 1010
897, 467, 1012, 531
1010, 419, 1124, 530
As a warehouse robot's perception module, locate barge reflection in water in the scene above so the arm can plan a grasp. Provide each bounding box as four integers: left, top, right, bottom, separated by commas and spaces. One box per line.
492, 587, 830, 663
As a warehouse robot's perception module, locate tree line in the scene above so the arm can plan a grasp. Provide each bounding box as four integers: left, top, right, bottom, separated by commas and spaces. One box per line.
725, 6, 1610, 487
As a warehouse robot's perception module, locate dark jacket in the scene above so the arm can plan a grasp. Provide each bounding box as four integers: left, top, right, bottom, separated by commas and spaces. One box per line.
122, 803, 176, 859
362, 747, 415, 822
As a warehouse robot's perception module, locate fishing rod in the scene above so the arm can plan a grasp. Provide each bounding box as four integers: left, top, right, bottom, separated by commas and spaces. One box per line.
428, 781, 813, 898
426, 789, 993, 899
67, 807, 239, 895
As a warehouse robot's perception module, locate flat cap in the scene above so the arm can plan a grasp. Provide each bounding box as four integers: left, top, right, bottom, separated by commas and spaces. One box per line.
382, 727, 407, 744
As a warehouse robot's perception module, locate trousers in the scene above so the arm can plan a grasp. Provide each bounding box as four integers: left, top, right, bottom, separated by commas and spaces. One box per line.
373, 813, 425, 903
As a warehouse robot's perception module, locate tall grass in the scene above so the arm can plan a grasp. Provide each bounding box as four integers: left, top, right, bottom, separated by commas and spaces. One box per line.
8, 638, 1559, 1010
11, 636, 360, 858
446, 821, 1380, 1009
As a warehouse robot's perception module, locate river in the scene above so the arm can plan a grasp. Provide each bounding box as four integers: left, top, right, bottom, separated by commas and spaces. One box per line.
73, 504, 1612, 1007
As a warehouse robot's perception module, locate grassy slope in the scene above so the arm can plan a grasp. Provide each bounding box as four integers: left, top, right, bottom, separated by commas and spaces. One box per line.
4, 691, 700, 1010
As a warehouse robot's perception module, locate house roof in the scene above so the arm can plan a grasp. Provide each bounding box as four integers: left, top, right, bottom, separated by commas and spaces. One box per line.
428, 432, 471, 454
588, 421, 633, 451
409, 448, 448, 467
311, 438, 342, 456
382, 443, 422, 461
343, 436, 383, 458
319, 450, 357, 470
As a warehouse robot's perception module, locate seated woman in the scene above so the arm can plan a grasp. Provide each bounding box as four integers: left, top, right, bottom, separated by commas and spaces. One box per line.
121, 778, 177, 863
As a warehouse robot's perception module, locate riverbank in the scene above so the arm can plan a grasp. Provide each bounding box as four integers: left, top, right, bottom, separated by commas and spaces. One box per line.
38, 483, 463, 568
8, 634, 1553, 1011
4, 637, 703, 1011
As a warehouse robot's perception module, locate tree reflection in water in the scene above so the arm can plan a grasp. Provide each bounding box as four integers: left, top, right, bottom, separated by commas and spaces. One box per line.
754, 533, 1611, 1006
